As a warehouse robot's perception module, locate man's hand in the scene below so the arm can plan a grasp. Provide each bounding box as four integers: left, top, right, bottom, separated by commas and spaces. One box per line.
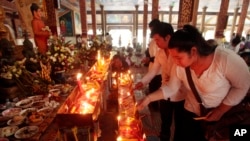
134, 82, 144, 90
204, 104, 232, 122
136, 96, 151, 110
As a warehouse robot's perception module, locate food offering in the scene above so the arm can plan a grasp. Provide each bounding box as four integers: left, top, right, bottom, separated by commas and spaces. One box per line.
0, 117, 11, 127
37, 107, 53, 117
7, 115, 25, 126
26, 111, 44, 126
31, 100, 45, 109
1, 108, 22, 118
19, 108, 37, 117
27, 95, 44, 102
0, 126, 19, 137
0, 104, 7, 111
14, 126, 39, 139
15, 99, 33, 109
49, 88, 61, 97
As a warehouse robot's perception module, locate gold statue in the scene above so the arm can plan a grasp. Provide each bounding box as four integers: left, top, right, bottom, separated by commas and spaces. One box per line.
0, 6, 15, 44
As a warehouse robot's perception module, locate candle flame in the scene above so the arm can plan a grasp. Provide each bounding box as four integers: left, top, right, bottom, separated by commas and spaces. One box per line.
97, 50, 100, 60
117, 115, 121, 121
112, 72, 117, 77
77, 73, 82, 80
116, 136, 122, 141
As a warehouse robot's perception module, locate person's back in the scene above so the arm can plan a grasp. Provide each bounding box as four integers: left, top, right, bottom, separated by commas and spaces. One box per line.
231, 34, 245, 53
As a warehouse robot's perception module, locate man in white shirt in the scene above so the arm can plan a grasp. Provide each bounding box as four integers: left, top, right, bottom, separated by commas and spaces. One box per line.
135, 22, 186, 141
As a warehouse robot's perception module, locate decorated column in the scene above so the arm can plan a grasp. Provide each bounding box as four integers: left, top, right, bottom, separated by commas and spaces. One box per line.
169, 5, 173, 24
230, 7, 240, 38
100, 4, 105, 35
236, 0, 250, 35
134, 5, 139, 41
44, 0, 58, 35
200, 6, 207, 33
177, 0, 196, 29
79, 0, 88, 38
142, 0, 148, 53
190, 0, 199, 26
215, 0, 229, 39
151, 0, 159, 20
91, 0, 97, 36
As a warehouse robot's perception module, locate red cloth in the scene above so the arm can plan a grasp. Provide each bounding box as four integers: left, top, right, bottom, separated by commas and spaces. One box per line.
31, 18, 50, 54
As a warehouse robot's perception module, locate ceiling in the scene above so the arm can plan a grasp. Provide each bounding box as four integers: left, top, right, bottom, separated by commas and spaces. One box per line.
80, 0, 249, 13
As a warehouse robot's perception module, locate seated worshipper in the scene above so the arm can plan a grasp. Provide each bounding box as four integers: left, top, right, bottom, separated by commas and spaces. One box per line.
137, 24, 250, 141
111, 54, 129, 73
231, 34, 245, 54
30, 3, 51, 54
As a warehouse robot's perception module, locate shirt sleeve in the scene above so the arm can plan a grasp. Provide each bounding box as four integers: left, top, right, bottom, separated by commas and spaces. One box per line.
222, 52, 250, 106
141, 56, 161, 85
160, 64, 182, 99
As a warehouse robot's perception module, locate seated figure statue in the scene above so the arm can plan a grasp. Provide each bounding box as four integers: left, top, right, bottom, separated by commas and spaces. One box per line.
22, 31, 41, 72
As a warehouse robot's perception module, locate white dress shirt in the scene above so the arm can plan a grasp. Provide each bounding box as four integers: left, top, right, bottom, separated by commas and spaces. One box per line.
141, 48, 187, 102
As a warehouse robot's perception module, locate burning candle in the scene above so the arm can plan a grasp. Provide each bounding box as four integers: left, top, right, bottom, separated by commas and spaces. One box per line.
117, 115, 121, 126
76, 73, 84, 95
133, 102, 137, 117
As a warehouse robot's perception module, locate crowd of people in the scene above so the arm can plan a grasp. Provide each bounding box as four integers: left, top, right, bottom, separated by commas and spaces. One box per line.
135, 21, 250, 141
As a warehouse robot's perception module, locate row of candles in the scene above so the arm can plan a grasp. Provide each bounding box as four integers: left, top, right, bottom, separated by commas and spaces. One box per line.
70, 50, 110, 115
115, 70, 146, 141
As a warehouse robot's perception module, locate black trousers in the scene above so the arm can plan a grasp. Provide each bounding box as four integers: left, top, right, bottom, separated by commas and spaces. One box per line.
148, 75, 162, 109
159, 100, 185, 141
179, 109, 207, 141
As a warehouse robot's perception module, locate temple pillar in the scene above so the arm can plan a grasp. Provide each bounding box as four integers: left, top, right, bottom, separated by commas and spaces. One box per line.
177, 0, 195, 29
215, 0, 229, 39
91, 0, 97, 36
100, 4, 105, 35
236, 0, 250, 35
191, 0, 199, 26
151, 0, 159, 20
142, 0, 148, 52
44, 0, 58, 35
200, 6, 207, 33
169, 5, 173, 24
231, 7, 239, 38
79, 0, 88, 38
134, 5, 139, 42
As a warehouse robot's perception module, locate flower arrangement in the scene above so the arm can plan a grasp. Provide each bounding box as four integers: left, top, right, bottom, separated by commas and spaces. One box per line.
0, 58, 26, 80
74, 37, 111, 68
46, 35, 75, 72
0, 58, 49, 95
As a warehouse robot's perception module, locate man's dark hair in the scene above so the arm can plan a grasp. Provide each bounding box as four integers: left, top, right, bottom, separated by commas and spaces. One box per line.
30, 3, 40, 15
150, 22, 174, 38
149, 19, 160, 28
